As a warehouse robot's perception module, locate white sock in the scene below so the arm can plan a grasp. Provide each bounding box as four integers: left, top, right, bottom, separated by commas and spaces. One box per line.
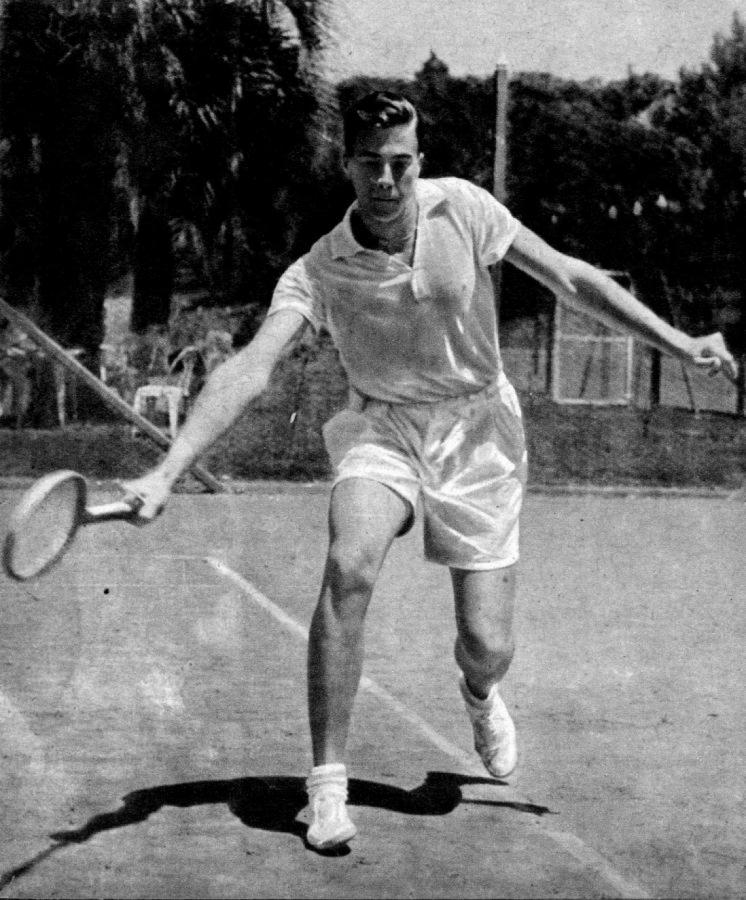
309, 762, 347, 778
306, 763, 348, 798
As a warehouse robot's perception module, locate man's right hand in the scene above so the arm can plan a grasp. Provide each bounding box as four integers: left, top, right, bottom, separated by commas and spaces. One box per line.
119, 468, 175, 523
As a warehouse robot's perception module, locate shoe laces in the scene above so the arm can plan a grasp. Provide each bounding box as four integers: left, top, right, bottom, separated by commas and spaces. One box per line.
470, 691, 511, 734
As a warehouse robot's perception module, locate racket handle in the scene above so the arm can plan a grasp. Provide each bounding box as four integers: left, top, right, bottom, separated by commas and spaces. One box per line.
83, 498, 142, 523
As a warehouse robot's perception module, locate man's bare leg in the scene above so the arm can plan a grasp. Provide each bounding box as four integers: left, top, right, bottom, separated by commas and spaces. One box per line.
305, 478, 409, 849
451, 565, 518, 778
452, 565, 516, 697
308, 477, 410, 764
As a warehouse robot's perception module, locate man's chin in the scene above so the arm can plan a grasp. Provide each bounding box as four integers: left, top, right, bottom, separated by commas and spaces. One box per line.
364, 202, 404, 223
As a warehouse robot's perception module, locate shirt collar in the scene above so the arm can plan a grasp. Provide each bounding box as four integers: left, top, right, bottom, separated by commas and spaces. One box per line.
329, 179, 449, 259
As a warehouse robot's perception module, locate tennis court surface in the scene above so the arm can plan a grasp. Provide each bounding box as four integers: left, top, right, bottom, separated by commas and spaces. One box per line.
0, 483, 743, 899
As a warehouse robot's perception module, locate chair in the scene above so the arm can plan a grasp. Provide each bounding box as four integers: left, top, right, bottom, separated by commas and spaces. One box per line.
132, 345, 200, 438
0, 346, 33, 427
52, 348, 84, 426
201, 329, 233, 374
0, 332, 82, 428
98, 341, 137, 403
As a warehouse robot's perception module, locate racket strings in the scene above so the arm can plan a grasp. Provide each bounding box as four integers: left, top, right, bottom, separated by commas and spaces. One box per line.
8, 480, 80, 579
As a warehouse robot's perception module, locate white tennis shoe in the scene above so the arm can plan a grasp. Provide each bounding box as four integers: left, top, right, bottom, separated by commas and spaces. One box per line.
460, 676, 518, 779
305, 765, 357, 850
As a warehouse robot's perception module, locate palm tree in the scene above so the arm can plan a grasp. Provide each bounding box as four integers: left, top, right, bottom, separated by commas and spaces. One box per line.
1, 1, 136, 350
126, 0, 335, 331
0, 0, 335, 384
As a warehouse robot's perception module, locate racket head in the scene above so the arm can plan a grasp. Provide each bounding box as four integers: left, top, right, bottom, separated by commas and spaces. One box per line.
2, 470, 87, 581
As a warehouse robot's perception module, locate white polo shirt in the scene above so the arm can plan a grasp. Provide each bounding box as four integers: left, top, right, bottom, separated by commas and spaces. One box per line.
268, 177, 521, 403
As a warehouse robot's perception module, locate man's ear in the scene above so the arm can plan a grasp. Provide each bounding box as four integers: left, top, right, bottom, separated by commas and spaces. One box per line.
418, 152, 425, 172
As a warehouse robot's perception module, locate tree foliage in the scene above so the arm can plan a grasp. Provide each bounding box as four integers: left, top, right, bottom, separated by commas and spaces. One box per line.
339, 28, 746, 342
0, 0, 334, 356
1, 1, 134, 354
126, 0, 336, 330
1, 4, 744, 381
661, 13, 746, 347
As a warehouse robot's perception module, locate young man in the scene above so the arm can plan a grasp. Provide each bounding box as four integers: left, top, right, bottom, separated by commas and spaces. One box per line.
124, 91, 737, 851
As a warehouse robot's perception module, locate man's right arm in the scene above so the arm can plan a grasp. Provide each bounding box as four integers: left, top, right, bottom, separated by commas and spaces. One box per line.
122, 308, 308, 519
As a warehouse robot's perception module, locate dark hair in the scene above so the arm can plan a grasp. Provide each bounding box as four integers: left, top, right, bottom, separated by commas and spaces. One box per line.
342, 90, 419, 156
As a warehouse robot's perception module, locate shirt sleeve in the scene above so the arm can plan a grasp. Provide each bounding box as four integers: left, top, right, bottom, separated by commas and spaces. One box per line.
267, 256, 326, 334
456, 179, 522, 267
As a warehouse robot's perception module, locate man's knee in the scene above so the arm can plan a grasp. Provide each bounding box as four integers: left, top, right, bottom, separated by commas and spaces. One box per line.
456, 626, 514, 665
325, 539, 382, 601
314, 541, 382, 637
455, 639, 513, 689
452, 565, 516, 670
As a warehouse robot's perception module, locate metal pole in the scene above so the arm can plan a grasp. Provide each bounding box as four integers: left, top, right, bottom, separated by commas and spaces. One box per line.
492, 64, 508, 204
492, 63, 509, 328
0, 297, 226, 493
661, 274, 699, 417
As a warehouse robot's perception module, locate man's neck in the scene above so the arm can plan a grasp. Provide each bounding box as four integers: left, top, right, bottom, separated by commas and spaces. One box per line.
351, 201, 419, 255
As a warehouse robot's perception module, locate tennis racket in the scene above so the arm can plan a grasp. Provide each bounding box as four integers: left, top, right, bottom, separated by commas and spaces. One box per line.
2, 470, 142, 581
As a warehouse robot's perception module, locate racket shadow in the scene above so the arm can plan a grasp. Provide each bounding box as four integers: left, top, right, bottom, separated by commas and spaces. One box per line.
47, 771, 551, 852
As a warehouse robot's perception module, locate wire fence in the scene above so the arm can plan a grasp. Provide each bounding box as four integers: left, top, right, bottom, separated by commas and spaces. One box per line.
501, 310, 743, 417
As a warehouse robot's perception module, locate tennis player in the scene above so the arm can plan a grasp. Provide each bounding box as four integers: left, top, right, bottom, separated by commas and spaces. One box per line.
124, 91, 737, 851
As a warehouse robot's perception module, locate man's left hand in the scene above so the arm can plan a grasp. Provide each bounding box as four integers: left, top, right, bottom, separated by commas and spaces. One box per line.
687, 332, 738, 381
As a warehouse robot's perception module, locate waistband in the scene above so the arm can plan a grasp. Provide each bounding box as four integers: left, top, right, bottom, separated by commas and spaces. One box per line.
348, 371, 511, 413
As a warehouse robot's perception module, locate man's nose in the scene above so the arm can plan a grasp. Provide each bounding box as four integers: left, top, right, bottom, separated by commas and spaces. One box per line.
376, 164, 395, 187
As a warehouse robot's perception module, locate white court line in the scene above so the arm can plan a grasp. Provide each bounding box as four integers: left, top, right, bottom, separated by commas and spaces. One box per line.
205, 555, 650, 900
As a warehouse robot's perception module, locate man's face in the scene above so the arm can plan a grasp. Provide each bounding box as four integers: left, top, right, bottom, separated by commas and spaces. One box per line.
344, 120, 423, 225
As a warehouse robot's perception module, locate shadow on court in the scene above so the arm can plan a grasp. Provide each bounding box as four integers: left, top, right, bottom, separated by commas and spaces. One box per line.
0, 773, 552, 887
48, 771, 551, 851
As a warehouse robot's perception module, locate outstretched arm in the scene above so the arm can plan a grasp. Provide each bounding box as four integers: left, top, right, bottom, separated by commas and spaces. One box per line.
122, 309, 308, 518
504, 226, 738, 380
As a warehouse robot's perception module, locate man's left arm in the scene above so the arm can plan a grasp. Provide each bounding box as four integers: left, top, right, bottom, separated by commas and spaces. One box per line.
504, 226, 738, 380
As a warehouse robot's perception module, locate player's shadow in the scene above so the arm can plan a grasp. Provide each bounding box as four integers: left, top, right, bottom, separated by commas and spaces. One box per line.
49, 771, 551, 856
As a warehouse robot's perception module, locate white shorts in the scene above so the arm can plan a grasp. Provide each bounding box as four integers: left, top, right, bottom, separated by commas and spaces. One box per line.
322, 374, 528, 570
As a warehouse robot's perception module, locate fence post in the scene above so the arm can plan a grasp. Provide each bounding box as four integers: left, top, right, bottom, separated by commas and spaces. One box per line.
650, 349, 661, 407
660, 275, 699, 416
546, 308, 556, 399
